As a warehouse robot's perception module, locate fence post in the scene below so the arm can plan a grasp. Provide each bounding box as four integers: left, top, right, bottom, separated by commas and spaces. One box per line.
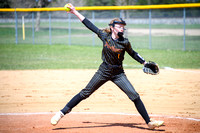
92, 11, 95, 46
149, 9, 152, 49
120, 10, 124, 18
183, 8, 186, 51
49, 11, 52, 45
15, 10, 18, 44
68, 13, 71, 45
32, 12, 35, 44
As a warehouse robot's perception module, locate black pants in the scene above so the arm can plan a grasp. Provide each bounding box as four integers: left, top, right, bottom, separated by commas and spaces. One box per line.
79, 62, 139, 101
61, 62, 150, 124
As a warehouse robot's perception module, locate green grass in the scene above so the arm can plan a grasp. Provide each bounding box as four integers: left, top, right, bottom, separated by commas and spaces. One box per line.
0, 44, 199, 70
2, 22, 199, 29
1, 22, 200, 50
1, 26, 200, 50
129, 35, 200, 51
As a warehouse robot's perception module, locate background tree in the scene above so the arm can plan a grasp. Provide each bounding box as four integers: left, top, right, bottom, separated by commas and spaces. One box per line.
35, 0, 51, 31
0, 0, 11, 18
0, 0, 11, 8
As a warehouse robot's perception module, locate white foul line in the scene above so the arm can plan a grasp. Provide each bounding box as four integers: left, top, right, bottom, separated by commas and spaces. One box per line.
0, 112, 199, 122
164, 67, 200, 73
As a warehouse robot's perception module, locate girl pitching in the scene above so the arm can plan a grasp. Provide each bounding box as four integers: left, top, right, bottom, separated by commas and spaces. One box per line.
51, 3, 164, 130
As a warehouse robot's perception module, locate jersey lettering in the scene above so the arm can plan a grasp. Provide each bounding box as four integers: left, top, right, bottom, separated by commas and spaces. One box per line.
104, 41, 123, 53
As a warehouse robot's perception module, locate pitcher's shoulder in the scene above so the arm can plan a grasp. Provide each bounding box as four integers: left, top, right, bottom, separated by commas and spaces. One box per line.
123, 38, 130, 44
97, 29, 110, 38
118, 38, 130, 46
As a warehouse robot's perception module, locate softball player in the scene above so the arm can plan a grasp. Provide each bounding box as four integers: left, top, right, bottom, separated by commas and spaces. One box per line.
51, 4, 164, 130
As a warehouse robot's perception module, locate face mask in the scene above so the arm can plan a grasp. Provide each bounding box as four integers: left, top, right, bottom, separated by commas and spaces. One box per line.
109, 18, 126, 37
117, 32, 124, 37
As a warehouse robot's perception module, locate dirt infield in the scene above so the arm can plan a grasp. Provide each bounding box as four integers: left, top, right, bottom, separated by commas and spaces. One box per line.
0, 113, 200, 133
0, 69, 200, 132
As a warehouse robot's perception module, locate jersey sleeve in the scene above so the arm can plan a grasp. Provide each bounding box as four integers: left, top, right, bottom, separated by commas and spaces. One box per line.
126, 41, 145, 64
82, 18, 99, 34
82, 18, 108, 41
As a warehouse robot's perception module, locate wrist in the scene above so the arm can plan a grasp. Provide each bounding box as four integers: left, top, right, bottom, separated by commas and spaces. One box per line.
143, 61, 147, 65
73, 10, 79, 15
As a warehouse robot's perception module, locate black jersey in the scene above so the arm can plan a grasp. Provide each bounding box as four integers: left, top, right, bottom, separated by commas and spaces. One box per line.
82, 18, 145, 66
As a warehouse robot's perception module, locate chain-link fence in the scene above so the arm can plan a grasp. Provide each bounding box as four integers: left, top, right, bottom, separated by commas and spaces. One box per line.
0, 7, 200, 50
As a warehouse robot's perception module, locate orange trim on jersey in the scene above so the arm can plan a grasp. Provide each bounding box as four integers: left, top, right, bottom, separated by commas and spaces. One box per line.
104, 42, 123, 53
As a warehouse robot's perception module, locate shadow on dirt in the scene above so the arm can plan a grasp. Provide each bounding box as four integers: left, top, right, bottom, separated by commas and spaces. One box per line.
53, 121, 165, 132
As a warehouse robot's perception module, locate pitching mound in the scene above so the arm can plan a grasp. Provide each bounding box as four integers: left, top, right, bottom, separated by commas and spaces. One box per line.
0, 113, 200, 133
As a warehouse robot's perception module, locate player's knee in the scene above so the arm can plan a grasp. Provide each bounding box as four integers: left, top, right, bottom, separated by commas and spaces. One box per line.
130, 94, 140, 102
79, 89, 92, 99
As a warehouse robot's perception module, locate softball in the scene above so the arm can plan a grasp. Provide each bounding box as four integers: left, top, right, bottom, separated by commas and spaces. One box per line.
64, 4, 71, 12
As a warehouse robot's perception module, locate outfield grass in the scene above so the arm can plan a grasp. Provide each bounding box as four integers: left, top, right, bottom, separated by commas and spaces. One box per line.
0, 44, 199, 70
1, 26, 200, 51
1, 22, 199, 29
1, 21, 200, 50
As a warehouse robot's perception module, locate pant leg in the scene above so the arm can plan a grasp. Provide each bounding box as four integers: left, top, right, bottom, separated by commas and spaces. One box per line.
61, 71, 108, 114
134, 97, 150, 124
112, 73, 150, 124
79, 71, 108, 99
112, 73, 139, 101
